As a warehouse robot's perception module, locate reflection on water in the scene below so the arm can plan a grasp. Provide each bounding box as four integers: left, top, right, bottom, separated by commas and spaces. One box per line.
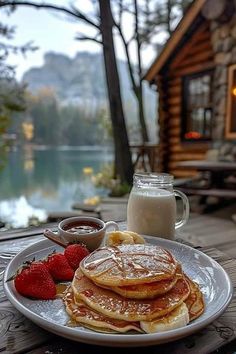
0, 196, 47, 228
0, 147, 113, 228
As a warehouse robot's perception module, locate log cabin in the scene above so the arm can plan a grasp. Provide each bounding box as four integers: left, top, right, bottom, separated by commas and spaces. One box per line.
145, 0, 236, 178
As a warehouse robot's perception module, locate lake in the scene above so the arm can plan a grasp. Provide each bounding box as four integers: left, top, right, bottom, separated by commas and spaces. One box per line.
0, 146, 113, 228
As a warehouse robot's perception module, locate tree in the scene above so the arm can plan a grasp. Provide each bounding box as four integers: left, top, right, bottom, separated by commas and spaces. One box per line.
0, 18, 36, 168
98, 0, 133, 183
26, 88, 61, 146
0, 0, 192, 178
113, 0, 149, 143
0, 0, 134, 184
112, 0, 193, 143
24, 90, 105, 147
142, 0, 192, 37
0, 22, 26, 126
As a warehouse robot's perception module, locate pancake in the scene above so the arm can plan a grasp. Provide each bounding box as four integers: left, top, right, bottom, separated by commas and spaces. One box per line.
105, 264, 183, 299
184, 275, 205, 321
63, 287, 142, 333
72, 269, 190, 322
80, 244, 178, 287
140, 303, 189, 333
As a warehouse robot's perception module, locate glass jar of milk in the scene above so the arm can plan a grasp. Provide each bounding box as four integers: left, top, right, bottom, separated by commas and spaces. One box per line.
127, 173, 189, 240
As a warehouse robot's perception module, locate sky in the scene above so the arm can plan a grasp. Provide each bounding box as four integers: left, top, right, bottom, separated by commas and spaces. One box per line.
0, 0, 158, 81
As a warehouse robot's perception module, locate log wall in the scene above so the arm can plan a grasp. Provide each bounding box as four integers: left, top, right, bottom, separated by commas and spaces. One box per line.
155, 20, 215, 178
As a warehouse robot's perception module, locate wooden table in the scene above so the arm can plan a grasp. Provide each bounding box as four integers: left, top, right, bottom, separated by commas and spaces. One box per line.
176, 160, 236, 205
1, 217, 236, 354
177, 160, 236, 172
177, 160, 236, 186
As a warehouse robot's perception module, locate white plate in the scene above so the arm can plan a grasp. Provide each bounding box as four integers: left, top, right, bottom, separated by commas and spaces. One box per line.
3, 237, 233, 347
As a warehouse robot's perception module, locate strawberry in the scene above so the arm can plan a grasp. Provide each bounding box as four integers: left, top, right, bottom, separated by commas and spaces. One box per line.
64, 244, 90, 270
45, 252, 74, 281
14, 261, 56, 300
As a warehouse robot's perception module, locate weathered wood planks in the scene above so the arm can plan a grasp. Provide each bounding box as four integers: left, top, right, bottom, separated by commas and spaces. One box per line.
0, 216, 236, 353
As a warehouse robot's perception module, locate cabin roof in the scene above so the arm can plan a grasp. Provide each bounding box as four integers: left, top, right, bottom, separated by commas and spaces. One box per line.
144, 0, 207, 82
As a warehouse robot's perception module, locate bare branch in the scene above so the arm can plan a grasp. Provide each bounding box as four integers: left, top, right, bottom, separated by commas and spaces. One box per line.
127, 33, 135, 46
134, 0, 142, 81
75, 34, 102, 45
0, 1, 100, 30
114, 19, 137, 93
144, 0, 150, 32
119, 5, 134, 15
118, 0, 123, 27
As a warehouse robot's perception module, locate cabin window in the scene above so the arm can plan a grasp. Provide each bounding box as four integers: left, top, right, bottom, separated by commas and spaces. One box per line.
182, 71, 213, 141
226, 64, 236, 139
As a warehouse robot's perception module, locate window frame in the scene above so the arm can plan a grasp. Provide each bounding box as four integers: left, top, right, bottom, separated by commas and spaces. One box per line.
181, 70, 214, 142
225, 64, 236, 139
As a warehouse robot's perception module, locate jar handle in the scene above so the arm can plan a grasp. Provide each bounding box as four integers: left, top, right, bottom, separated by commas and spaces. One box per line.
174, 189, 190, 229
105, 221, 119, 231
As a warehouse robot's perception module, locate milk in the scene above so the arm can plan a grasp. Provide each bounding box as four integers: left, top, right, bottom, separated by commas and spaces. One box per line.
127, 188, 176, 239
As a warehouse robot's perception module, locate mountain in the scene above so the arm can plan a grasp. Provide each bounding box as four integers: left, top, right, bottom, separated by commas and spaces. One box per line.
22, 51, 157, 140
23, 52, 108, 103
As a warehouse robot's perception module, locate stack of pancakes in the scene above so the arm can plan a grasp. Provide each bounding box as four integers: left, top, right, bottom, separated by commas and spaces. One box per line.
63, 244, 204, 334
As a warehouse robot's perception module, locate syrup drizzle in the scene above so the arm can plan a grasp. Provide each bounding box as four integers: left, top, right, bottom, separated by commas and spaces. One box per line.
63, 287, 142, 331
81, 245, 177, 283
56, 283, 70, 298
74, 269, 190, 320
